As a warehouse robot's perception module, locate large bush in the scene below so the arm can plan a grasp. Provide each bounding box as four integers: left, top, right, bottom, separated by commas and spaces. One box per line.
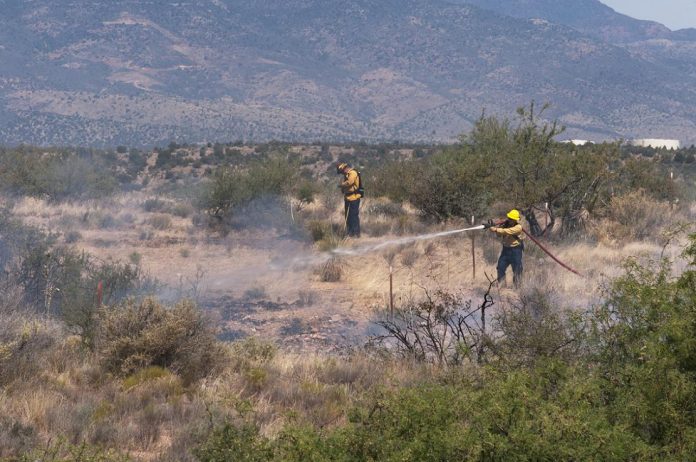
96, 298, 226, 384
198, 155, 298, 221
602, 189, 674, 240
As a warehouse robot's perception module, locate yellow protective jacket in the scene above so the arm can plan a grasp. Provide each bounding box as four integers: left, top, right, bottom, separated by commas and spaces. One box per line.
494, 224, 524, 248
341, 169, 361, 201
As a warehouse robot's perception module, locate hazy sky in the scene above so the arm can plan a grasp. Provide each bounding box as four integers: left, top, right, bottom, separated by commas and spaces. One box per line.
601, 0, 696, 30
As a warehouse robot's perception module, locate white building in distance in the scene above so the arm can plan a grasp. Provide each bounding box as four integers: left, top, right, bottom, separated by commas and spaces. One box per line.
629, 139, 681, 150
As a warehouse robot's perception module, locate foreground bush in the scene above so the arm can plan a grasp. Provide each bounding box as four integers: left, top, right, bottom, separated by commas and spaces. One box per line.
97, 298, 226, 384
1, 208, 155, 342
6, 441, 132, 462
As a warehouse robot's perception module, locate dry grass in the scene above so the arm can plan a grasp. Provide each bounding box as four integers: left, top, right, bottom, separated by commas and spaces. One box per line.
592, 190, 675, 243
4, 330, 413, 459
319, 258, 343, 282
1, 222, 693, 460
4, 185, 695, 459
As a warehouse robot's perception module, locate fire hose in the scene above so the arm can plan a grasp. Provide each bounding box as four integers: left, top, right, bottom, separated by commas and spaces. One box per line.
487, 220, 584, 278
521, 229, 584, 278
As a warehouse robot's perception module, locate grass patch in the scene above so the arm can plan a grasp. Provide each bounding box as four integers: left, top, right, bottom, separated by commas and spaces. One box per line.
148, 214, 172, 230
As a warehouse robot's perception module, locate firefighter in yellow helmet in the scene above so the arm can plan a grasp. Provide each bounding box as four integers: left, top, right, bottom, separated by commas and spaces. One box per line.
336, 162, 362, 237
489, 209, 524, 288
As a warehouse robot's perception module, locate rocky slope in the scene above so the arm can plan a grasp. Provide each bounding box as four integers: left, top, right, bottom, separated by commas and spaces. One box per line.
1, 0, 695, 146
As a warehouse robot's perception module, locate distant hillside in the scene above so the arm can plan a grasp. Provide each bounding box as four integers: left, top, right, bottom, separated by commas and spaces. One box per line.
452, 0, 680, 43
1, 0, 696, 146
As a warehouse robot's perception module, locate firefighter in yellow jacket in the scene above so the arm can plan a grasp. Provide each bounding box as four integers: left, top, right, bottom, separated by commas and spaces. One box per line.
337, 162, 361, 238
489, 209, 524, 288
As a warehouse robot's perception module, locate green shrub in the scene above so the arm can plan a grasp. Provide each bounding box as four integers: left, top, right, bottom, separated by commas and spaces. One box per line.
122, 365, 172, 390
230, 337, 276, 371
616, 157, 679, 202
586, 245, 696, 451
0, 316, 60, 386
306, 220, 330, 242
294, 180, 319, 205
195, 423, 272, 462
10, 440, 132, 462
197, 155, 298, 221
128, 252, 142, 265
96, 298, 226, 384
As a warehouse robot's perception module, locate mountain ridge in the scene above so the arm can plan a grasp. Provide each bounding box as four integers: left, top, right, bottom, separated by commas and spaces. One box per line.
451, 0, 696, 42
1, 0, 695, 147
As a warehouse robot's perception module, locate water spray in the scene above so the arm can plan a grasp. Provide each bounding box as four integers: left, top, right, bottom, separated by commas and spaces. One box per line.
329, 225, 485, 257
282, 220, 583, 280
330, 221, 584, 278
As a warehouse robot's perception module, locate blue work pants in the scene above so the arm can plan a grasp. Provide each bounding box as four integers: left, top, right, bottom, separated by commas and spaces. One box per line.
497, 245, 523, 288
344, 199, 361, 237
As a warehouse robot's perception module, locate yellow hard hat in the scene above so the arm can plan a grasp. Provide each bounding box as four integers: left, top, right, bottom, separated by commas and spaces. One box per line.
507, 209, 521, 221
336, 162, 348, 174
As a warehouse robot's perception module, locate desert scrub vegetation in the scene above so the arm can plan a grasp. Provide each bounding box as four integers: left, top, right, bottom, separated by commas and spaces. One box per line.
97, 298, 226, 384
365, 104, 689, 240
597, 189, 676, 241
1, 108, 696, 460
0, 235, 695, 459
197, 155, 298, 222
0, 146, 131, 201
193, 235, 696, 461
0, 207, 157, 343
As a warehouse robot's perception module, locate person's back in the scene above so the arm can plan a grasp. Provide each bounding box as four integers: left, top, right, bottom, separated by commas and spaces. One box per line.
337, 162, 361, 237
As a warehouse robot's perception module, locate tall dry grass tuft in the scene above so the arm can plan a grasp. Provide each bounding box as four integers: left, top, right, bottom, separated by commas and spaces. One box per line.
0, 313, 63, 388
319, 258, 343, 282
